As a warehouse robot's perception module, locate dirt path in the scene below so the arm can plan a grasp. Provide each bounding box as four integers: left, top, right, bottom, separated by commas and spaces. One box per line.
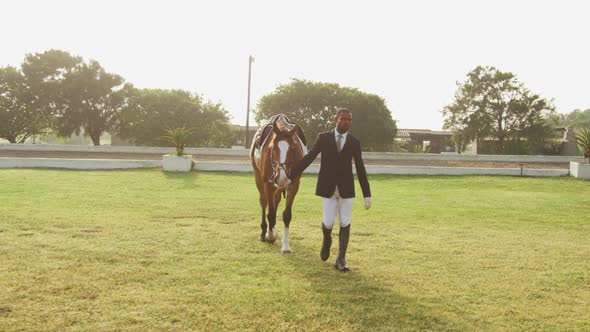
0, 150, 569, 169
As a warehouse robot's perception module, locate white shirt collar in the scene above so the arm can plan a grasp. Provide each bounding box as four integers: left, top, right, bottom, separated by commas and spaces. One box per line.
334, 129, 348, 139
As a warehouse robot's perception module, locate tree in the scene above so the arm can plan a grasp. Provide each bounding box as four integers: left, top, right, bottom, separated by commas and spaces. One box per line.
0, 66, 47, 143
442, 66, 556, 154
450, 128, 470, 154
118, 88, 234, 147
20, 49, 82, 134
199, 102, 236, 147
256, 79, 397, 151
553, 109, 590, 129
21, 50, 127, 145
59, 61, 127, 145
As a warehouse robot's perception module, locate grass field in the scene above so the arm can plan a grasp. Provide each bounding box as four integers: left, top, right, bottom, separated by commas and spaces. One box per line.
1, 169, 589, 331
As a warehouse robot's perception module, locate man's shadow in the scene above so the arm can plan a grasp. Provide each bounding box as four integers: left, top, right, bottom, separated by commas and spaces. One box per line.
279, 239, 462, 331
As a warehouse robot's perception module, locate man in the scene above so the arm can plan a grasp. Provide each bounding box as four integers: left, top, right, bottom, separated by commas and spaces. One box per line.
288, 108, 371, 272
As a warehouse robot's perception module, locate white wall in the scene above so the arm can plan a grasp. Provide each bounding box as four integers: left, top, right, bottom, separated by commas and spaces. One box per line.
0, 157, 160, 170
0, 157, 569, 177
1, 143, 585, 163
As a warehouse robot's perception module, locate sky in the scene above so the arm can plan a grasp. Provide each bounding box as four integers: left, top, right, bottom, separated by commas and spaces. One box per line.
2, 0, 589, 130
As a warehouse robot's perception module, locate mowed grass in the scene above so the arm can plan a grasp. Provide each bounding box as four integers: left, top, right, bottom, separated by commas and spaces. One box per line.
0, 169, 589, 331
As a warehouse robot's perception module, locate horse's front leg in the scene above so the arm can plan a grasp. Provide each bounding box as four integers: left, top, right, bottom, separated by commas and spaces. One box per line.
264, 182, 278, 243
281, 178, 300, 254
254, 169, 268, 242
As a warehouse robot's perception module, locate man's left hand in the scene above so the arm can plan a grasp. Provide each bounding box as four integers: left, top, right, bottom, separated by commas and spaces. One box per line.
364, 197, 372, 210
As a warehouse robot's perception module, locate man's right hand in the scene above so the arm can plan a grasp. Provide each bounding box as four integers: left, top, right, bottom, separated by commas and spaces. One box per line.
364, 197, 372, 210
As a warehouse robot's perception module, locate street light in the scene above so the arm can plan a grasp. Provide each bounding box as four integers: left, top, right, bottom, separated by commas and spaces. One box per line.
245, 55, 255, 148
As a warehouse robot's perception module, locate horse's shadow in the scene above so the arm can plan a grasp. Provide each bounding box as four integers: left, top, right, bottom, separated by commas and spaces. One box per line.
279, 241, 462, 331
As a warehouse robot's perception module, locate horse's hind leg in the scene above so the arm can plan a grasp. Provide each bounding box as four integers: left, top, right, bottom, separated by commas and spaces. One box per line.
281, 179, 300, 254
259, 192, 267, 242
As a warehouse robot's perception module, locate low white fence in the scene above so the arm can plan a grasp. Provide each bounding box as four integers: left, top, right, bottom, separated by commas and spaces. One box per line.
0, 158, 160, 170
0, 144, 247, 156
0, 158, 569, 177
362, 152, 583, 163
193, 162, 567, 177
0, 143, 585, 163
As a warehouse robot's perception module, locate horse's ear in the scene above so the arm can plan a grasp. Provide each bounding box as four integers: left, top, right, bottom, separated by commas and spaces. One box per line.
272, 116, 281, 135
288, 124, 299, 137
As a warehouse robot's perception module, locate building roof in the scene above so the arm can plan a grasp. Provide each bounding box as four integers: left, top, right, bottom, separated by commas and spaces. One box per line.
396, 129, 452, 140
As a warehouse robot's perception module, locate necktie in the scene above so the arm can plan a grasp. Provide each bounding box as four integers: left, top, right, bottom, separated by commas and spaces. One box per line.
337, 134, 343, 153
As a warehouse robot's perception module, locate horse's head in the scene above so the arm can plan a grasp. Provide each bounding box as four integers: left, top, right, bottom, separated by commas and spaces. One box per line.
269, 123, 303, 189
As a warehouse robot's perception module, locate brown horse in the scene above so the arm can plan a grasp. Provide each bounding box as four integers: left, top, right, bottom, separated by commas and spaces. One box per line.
250, 115, 307, 254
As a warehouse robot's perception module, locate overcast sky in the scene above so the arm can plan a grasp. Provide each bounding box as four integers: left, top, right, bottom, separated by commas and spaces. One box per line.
2, 0, 589, 129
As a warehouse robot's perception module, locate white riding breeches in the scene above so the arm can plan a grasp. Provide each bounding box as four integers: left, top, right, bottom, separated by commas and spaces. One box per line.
322, 187, 354, 229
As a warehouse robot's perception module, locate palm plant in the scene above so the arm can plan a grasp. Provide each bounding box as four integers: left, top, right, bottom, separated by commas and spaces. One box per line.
575, 128, 590, 163
160, 127, 195, 156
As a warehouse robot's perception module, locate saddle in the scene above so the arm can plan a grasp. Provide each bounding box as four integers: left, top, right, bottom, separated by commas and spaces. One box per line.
253, 114, 307, 151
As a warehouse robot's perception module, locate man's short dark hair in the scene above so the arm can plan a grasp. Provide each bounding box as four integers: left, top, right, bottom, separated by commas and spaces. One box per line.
336, 108, 352, 119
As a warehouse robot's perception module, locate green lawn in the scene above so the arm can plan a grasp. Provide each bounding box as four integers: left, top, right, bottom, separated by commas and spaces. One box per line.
0, 169, 589, 331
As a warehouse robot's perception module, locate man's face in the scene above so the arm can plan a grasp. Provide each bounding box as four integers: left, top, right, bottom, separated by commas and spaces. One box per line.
336, 112, 352, 134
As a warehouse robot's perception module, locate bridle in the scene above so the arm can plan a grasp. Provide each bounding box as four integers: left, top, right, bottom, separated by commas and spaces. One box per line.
268, 138, 298, 187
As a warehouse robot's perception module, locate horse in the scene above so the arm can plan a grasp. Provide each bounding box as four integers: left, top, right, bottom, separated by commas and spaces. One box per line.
250, 114, 307, 254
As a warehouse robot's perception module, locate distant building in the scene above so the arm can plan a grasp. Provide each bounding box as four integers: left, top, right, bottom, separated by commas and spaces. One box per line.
233, 124, 258, 148
395, 129, 454, 153
559, 126, 579, 156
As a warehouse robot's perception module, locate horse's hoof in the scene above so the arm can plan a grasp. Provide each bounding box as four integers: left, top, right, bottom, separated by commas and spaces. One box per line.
260, 234, 266, 242
266, 238, 276, 244
281, 249, 291, 254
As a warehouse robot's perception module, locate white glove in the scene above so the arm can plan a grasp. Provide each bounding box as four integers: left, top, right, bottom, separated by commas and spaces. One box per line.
364, 197, 372, 210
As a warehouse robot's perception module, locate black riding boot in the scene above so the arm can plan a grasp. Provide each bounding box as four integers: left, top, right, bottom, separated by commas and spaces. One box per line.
320, 223, 332, 261
334, 225, 350, 272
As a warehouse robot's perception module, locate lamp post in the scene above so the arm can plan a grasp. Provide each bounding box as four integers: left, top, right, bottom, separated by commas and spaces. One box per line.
245, 55, 255, 148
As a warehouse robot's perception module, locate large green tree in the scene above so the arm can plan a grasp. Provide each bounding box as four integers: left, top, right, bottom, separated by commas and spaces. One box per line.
21, 50, 127, 145
118, 88, 234, 147
553, 109, 590, 129
442, 66, 556, 153
256, 79, 397, 151
0, 66, 46, 143
59, 60, 128, 145
20, 50, 81, 132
